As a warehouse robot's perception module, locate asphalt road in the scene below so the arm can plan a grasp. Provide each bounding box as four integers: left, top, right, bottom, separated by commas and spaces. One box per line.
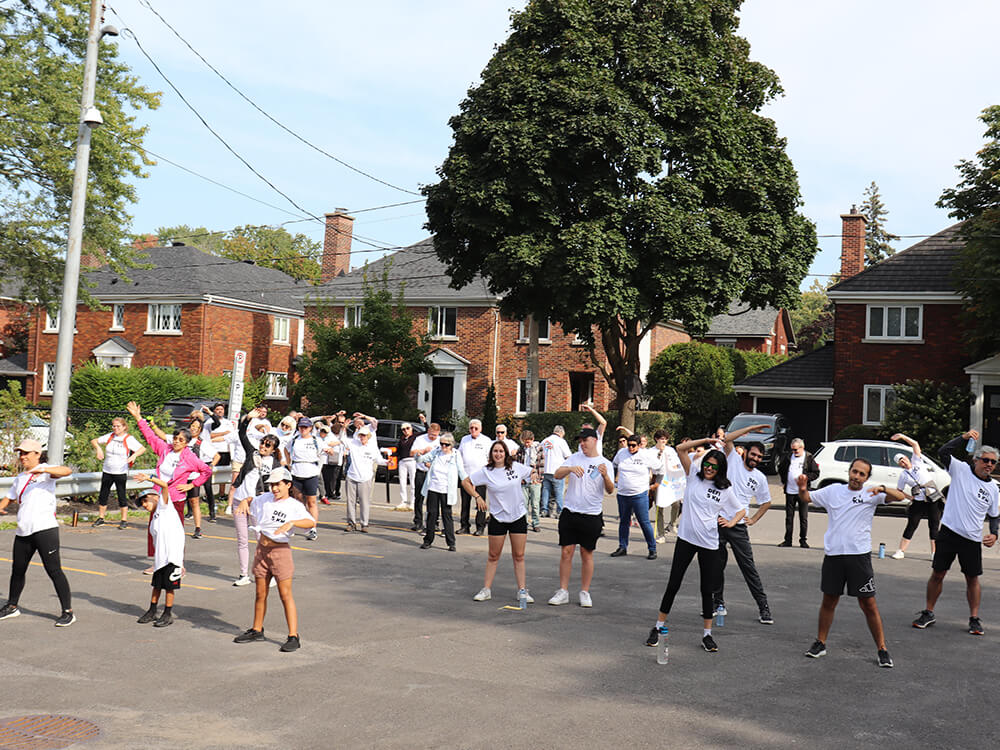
0, 476, 997, 749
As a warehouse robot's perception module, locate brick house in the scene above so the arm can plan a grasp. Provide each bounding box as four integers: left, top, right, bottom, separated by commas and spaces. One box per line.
22, 244, 308, 405
696, 302, 794, 354
306, 211, 690, 422
734, 208, 991, 448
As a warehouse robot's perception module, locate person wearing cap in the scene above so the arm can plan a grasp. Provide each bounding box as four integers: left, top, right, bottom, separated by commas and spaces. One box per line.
233, 467, 316, 652
282, 416, 334, 541
888, 433, 941, 559
547, 427, 614, 608
131, 478, 185, 628
0, 439, 75, 626
394, 422, 419, 512
343, 425, 390, 532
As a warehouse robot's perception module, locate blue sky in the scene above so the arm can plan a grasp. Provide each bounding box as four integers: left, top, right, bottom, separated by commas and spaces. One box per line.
106, 0, 1000, 286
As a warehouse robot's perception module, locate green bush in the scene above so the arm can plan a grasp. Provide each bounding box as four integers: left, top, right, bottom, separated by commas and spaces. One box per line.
880, 380, 971, 449
833, 424, 879, 441
646, 343, 737, 437
518, 410, 682, 459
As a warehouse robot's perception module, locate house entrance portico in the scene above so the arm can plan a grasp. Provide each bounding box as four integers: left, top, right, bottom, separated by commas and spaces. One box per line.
966, 354, 1000, 447
419, 347, 469, 426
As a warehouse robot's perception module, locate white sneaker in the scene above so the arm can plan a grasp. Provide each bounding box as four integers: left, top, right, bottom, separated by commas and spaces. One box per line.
579, 590, 593, 608
269, 577, 277, 588
233, 575, 252, 587
473, 587, 492, 601
224, 505, 233, 516
517, 588, 535, 604
892, 549, 905, 559
395, 503, 410, 511
548, 588, 570, 606
655, 536, 666, 544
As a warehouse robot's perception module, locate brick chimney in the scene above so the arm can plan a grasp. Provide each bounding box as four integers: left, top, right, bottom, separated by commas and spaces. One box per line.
840, 205, 867, 279
81, 245, 105, 269
322, 209, 354, 282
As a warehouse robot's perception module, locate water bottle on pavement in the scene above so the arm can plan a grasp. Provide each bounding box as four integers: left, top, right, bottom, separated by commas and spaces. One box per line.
657, 626, 669, 664
715, 605, 725, 627
878, 542, 886, 559
518, 589, 527, 610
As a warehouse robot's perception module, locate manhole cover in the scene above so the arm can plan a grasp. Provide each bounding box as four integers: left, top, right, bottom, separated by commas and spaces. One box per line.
0, 716, 100, 749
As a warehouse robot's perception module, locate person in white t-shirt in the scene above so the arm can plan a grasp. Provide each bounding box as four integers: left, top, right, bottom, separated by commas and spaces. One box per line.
233, 468, 316, 653
540, 425, 572, 518
547, 428, 614, 608
132, 481, 185, 628
465, 442, 533, 604
912, 430, 1000, 635
493, 424, 520, 456
458, 419, 493, 534
644, 439, 745, 654
888, 433, 941, 559
0, 439, 75, 626
610, 434, 660, 559
409, 422, 441, 533
91, 416, 145, 529
797, 459, 904, 667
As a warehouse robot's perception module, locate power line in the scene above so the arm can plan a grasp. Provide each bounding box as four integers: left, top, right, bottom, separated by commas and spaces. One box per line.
133, 0, 424, 197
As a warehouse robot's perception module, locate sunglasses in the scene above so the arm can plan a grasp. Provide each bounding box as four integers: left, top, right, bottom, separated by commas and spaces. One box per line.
627, 442, 640, 447
439, 441, 453, 447
978, 457, 998, 465
703, 462, 719, 470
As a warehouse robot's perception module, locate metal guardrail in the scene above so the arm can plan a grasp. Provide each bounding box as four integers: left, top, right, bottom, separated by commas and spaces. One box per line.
0, 466, 233, 499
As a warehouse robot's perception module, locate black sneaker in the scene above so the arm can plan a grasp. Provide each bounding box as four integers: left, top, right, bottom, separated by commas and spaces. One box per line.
154, 612, 173, 628
117, 520, 128, 530
805, 639, 826, 658
645, 627, 660, 647
777, 540, 792, 547
646, 551, 657, 560
701, 634, 718, 652
0, 603, 21, 620
912, 609, 936, 629
92, 517, 105, 527
137, 608, 157, 624
969, 616, 984, 636
877, 649, 893, 668
448, 545, 456, 552
420, 542, 432, 549
234, 628, 265, 643
610, 547, 627, 557
799, 540, 810, 549
192, 528, 202, 539
280, 635, 300, 652
54, 610, 76, 627
207, 517, 217, 524
759, 607, 774, 624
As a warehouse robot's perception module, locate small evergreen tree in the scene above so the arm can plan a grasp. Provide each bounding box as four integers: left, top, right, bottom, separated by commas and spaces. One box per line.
880, 380, 971, 450
481, 384, 498, 436
861, 181, 900, 266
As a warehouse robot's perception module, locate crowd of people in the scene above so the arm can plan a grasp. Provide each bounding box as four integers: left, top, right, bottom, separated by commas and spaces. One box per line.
0, 399, 998, 667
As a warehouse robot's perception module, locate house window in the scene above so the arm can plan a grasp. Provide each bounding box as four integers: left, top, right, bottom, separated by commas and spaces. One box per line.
42, 362, 57, 395
147, 303, 182, 333
516, 379, 547, 414
266, 371, 288, 398
344, 305, 362, 328
273, 316, 290, 344
518, 318, 551, 342
863, 385, 896, 425
428, 307, 457, 338
715, 338, 736, 349
867, 305, 922, 340
44, 309, 59, 332
111, 304, 125, 330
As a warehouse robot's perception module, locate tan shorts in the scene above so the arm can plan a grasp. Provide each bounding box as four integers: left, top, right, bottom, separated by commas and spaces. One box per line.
252, 541, 294, 581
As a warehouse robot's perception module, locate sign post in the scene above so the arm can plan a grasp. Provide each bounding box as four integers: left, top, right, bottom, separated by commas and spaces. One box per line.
228, 350, 246, 423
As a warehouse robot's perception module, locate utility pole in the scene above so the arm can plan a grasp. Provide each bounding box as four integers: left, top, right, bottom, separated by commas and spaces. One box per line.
47, 0, 117, 463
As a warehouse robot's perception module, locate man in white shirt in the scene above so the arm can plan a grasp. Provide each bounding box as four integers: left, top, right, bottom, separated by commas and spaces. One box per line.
548, 428, 614, 608
494, 424, 520, 456
778, 438, 819, 548
912, 430, 1000, 635
458, 419, 492, 535
797, 459, 905, 667
410, 422, 441, 533
540, 425, 572, 518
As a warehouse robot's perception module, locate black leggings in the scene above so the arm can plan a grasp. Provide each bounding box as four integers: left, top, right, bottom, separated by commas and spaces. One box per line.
658, 537, 723, 620
9, 528, 72, 611
187, 482, 215, 519
98, 472, 128, 508
902, 500, 943, 541
321, 463, 342, 498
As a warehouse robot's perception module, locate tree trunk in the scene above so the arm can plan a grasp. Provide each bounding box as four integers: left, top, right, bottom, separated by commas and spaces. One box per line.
593, 317, 647, 434
619, 395, 636, 434
526, 314, 540, 413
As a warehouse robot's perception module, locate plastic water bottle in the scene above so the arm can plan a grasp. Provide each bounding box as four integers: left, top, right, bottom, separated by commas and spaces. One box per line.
715, 605, 725, 627
966, 436, 977, 454
878, 542, 886, 559
518, 589, 527, 610
657, 626, 669, 664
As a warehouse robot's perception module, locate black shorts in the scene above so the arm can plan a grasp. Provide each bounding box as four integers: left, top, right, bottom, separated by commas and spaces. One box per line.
292, 475, 320, 497
557, 509, 604, 551
821, 553, 876, 598
151, 563, 182, 591
932, 525, 983, 577
488, 515, 528, 536
215, 452, 231, 467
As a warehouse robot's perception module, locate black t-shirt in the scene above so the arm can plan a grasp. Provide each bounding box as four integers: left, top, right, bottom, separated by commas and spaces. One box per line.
396, 433, 417, 460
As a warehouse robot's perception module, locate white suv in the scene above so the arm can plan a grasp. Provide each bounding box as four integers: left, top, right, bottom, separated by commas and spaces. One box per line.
811, 440, 951, 504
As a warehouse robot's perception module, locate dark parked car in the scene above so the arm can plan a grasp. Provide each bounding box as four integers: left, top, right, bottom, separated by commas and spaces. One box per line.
161, 398, 219, 428
724, 412, 792, 475
343, 419, 427, 481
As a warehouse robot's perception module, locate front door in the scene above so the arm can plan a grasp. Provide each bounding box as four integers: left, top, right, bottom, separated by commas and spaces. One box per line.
569, 372, 594, 411
431, 376, 454, 428
983, 387, 1000, 448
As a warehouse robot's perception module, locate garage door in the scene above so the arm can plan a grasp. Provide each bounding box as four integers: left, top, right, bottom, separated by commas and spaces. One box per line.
756, 398, 828, 452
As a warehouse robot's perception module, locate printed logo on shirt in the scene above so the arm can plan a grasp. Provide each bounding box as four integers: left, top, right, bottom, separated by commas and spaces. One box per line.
707, 487, 722, 502
586, 464, 602, 478
977, 487, 992, 505
851, 494, 866, 505
504, 467, 518, 481
744, 476, 760, 492
270, 510, 288, 524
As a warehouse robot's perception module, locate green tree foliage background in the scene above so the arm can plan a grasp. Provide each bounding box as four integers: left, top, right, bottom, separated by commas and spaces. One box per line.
861, 181, 899, 266
880, 380, 971, 451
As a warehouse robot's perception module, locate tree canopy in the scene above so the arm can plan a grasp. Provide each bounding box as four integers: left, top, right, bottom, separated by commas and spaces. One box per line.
424, 0, 816, 428
1, 0, 160, 306
789, 279, 833, 351
861, 181, 899, 266
938, 105, 1000, 358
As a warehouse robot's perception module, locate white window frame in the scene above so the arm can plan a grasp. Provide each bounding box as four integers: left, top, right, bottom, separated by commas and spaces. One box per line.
41, 362, 57, 395
110, 304, 125, 331
272, 316, 290, 345
865, 304, 923, 342
714, 338, 736, 349
516, 378, 547, 415
44, 309, 59, 333
428, 306, 458, 339
266, 371, 288, 399
862, 385, 896, 426
146, 303, 182, 334
344, 305, 363, 328
518, 318, 551, 343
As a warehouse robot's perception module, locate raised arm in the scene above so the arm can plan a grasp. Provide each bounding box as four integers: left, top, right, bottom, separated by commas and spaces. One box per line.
582, 403, 606, 431
871, 484, 906, 503
675, 437, 712, 474
891, 433, 922, 459
939, 430, 976, 466
724, 423, 770, 456
129, 401, 169, 456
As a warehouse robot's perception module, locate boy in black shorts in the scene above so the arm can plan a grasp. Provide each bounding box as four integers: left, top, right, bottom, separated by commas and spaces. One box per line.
133, 480, 185, 628
796, 459, 904, 667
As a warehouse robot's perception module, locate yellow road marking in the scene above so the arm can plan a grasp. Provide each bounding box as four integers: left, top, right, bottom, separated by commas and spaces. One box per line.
0, 557, 107, 577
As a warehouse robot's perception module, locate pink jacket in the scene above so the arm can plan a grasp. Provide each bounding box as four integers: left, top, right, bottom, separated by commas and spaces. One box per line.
138, 418, 213, 503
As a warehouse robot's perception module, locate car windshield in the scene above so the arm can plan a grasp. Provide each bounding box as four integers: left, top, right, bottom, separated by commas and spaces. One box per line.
728, 416, 775, 434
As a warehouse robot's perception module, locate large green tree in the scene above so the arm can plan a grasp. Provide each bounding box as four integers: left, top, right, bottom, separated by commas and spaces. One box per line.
0, 0, 160, 305
860, 181, 899, 266
938, 105, 1000, 359
296, 271, 436, 415
424, 0, 816, 430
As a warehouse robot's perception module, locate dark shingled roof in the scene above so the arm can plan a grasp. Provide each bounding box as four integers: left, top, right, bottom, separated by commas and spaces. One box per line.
0, 352, 30, 375
705, 302, 782, 337
734, 343, 834, 390
85, 245, 306, 312
312, 238, 496, 301
828, 223, 963, 294
104, 336, 137, 353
